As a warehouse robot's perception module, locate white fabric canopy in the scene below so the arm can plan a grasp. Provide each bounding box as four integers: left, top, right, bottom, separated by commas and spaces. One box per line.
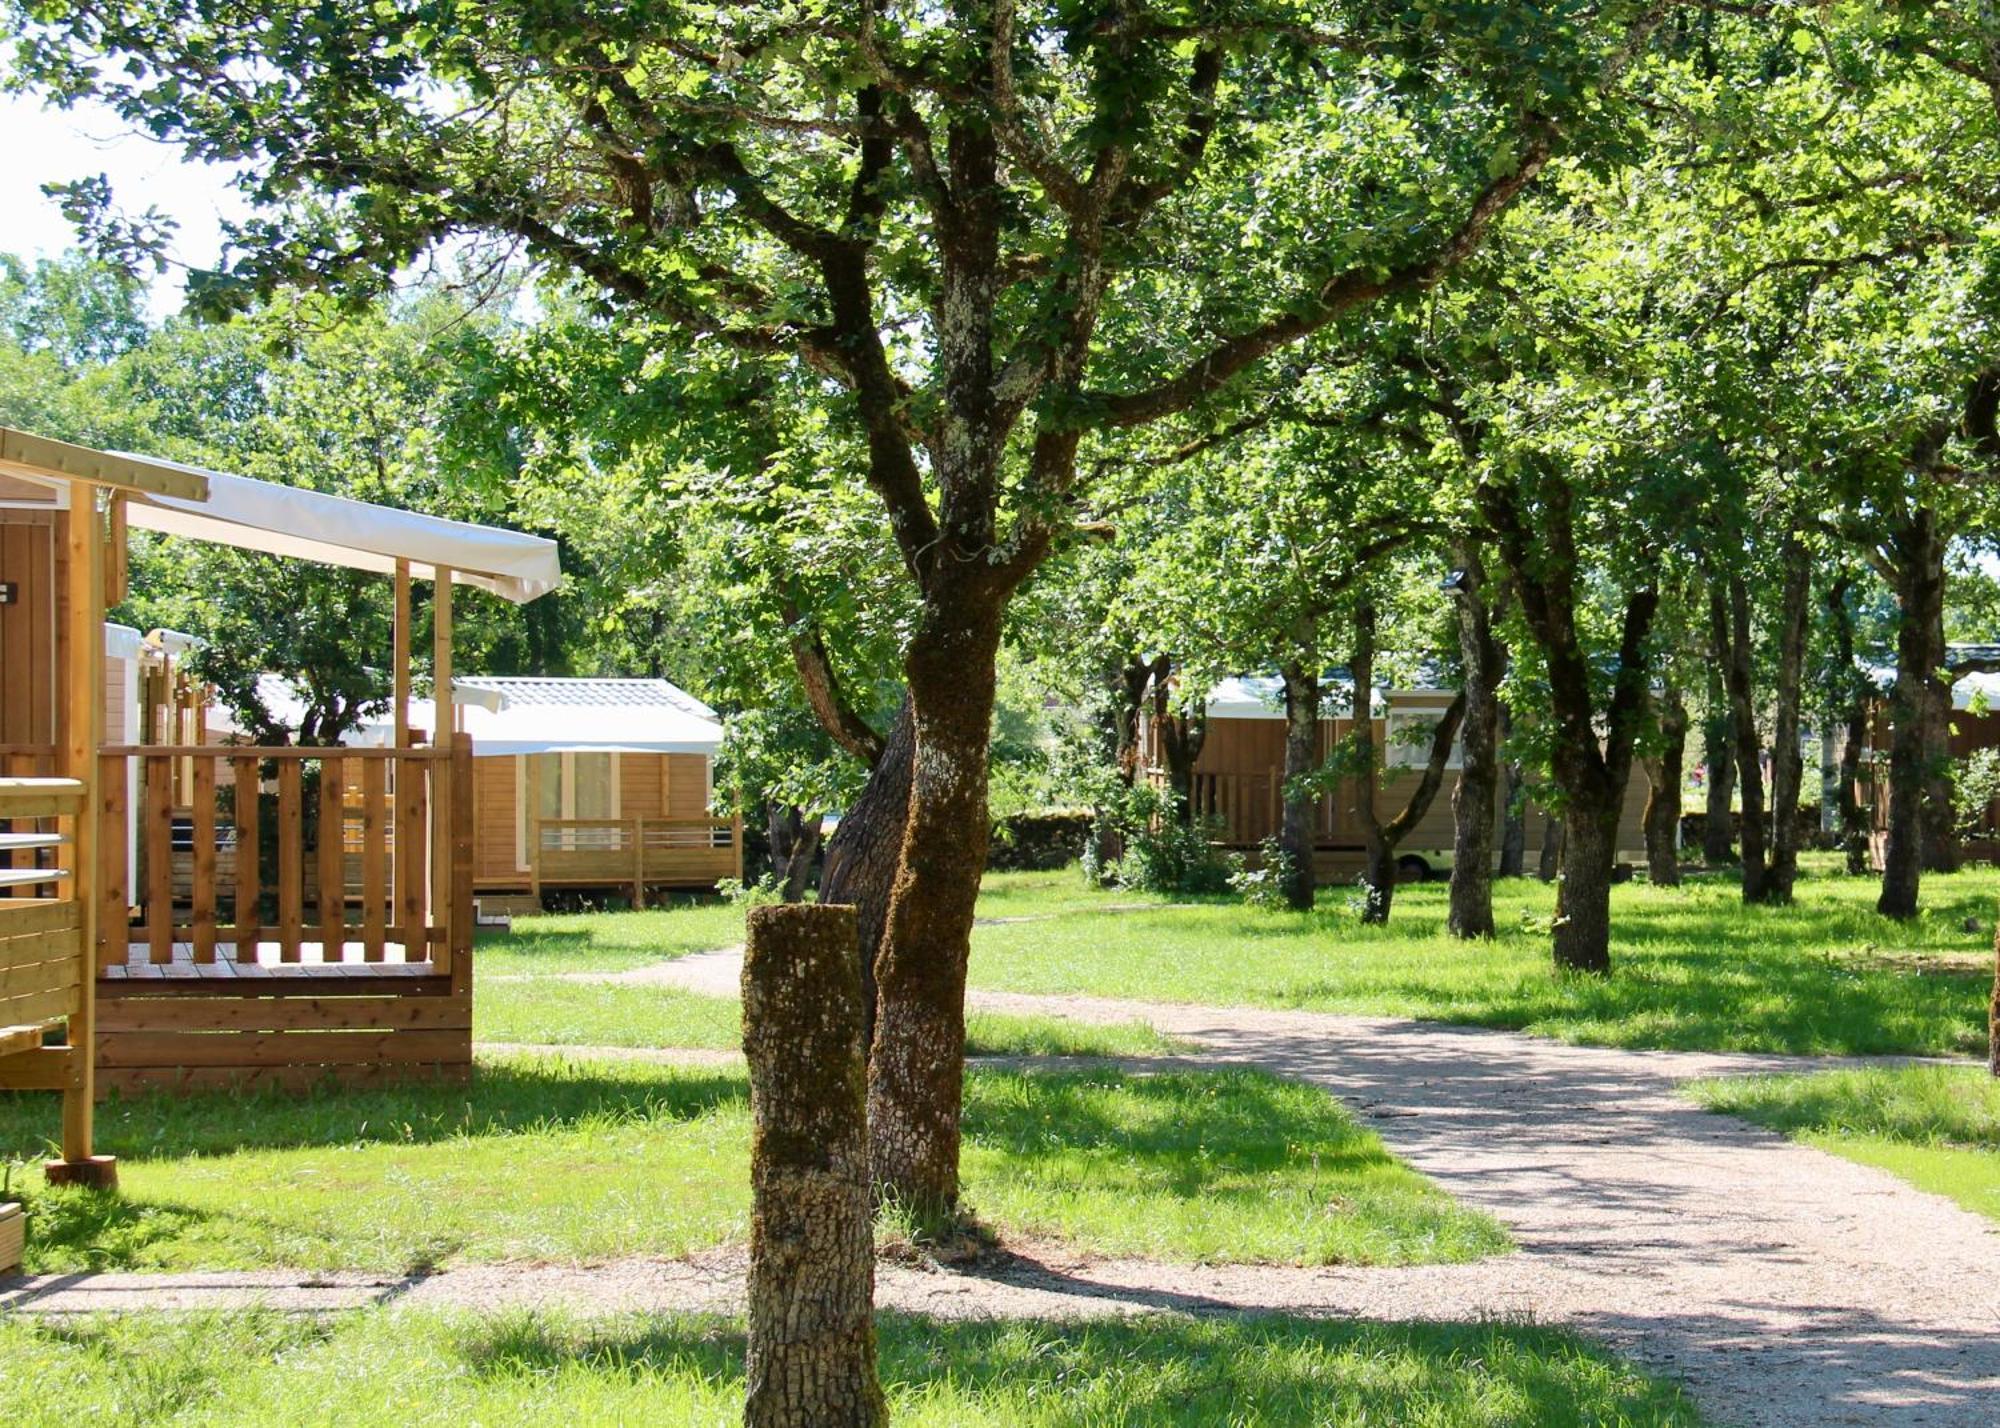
232, 676, 724, 757
118, 454, 561, 604
1202, 674, 1386, 719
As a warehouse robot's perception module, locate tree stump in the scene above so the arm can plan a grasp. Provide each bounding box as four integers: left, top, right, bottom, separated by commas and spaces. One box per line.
742, 903, 885, 1428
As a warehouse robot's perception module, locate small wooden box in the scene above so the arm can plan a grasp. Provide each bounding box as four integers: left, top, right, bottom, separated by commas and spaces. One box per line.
0, 1203, 22, 1276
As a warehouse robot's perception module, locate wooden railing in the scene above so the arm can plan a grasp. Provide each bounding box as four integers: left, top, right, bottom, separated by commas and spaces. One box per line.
98, 743, 470, 972
0, 778, 87, 1056
531, 815, 744, 903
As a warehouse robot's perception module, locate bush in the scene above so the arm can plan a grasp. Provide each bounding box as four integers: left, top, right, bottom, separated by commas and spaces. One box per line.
1228, 837, 1298, 909
716, 873, 788, 907
1088, 783, 1234, 893
988, 809, 1095, 871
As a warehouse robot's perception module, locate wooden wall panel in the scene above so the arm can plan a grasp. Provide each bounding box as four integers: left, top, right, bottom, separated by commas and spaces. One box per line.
0, 512, 56, 747
473, 754, 518, 881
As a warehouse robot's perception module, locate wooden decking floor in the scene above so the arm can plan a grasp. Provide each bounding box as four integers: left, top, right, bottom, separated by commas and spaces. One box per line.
104, 942, 438, 980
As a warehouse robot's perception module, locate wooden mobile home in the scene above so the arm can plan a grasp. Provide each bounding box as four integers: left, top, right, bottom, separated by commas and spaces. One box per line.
0, 425, 562, 1132
1146, 675, 1650, 880
326, 677, 741, 905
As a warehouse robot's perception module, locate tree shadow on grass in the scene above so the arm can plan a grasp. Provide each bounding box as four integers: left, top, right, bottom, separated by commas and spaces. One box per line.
0, 1059, 747, 1163
446, 1310, 1699, 1426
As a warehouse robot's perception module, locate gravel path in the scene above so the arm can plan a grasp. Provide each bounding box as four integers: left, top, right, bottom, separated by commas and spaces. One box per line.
8, 945, 1998, 1426
594, 949, 2000, 1427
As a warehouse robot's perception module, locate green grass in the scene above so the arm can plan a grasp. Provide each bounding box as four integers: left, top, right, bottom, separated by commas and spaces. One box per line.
1692, 1064, 2000, 1224
474, 898, 746, 977
473, 863, 1994, 1058
0, 1059, 1498, 1274
967, 868, 1996, 1058
474, 979, 1187, 1058
0, 1308, 1702, 1427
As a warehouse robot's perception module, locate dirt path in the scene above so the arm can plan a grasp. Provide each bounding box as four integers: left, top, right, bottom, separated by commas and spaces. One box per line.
8, 950, 1998, 1426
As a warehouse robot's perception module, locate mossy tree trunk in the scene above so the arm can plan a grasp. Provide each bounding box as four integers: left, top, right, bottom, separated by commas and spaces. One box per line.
741, 903, 885, 1428
1482, 476, 1656, 974
1879, 507, 1947, 919
1767, 533, 1812, 902
1700, 639, 1737, 867
1498, 707, 1528, 878
1824, 576, 1873, 875
1642, 686, 1687, 888
1717, 575, 1771, 902
866, 588, 1007, 1214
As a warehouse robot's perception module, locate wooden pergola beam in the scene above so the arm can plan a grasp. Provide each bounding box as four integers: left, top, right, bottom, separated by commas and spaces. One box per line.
0, 427, 209, 502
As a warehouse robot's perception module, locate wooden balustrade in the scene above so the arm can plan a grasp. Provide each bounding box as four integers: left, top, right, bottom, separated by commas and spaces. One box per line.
98, 743, 467, 972
530, 814, 744, 905
0, 778, 87, 1060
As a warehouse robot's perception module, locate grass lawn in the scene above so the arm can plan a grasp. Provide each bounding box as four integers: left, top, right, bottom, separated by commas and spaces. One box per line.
475, 978, 1188, 1058
0, 1058, 1502, 1274
1692, 1063, 2000, 1224
0, 1307, 1701, 1427
966, 866, 1995, 1057
473, 898, 747, 977
473, 864, 1994, 1058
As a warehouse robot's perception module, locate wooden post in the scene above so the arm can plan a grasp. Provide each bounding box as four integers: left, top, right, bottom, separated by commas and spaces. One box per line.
632, 817, 645, 910
733, 813, 746, 883
232, 754, 260, 960
741, 904, 882, 1428
317, 754, 345, 962
392, 559, 413, 943
431, 569, 453, 973
50, 486, 115, 1190
527, 754, 543, 903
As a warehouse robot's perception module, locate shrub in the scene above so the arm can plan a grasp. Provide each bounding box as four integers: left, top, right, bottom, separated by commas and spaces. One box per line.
1228, 837, 1298, 909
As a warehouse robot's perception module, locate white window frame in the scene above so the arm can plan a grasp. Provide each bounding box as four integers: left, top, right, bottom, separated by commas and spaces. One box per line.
1383, 710, 1463, 771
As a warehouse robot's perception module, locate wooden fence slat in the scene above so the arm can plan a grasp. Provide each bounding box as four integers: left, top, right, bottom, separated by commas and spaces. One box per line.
397, 753, 426, 955
190, 756, 216, 963
361, 758, 387, 961
278, 760, 302, 963
232, 756, 261, 962
144, 754, 173, 964
318, 756, 345, 964
98, 753, 127, 973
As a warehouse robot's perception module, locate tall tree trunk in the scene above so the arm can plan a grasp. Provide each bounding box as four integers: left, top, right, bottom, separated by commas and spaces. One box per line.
1767, 534, 1812, 902
1448, 546, 1505, 938
1498, 707, 1527, 878
1825, 577, 1872, 875
1537, 807, 1564, 881
821, 701, 914, 1056
1277, 618, 1321, 912
1150, 657, 1210, 825
866, 596, 1005, 1214
1880, 509, 1947, 919
742, 904, 885, 1428
1642, 687, 1688, 887
1921, 589, 1960, 874
769, 804, 826, 904
1990, 919, 2000, 1078
1347, 603, 1466, 927
1719, 575, 1771, 901
1701, 636, 1737, 865
1555, 795, 1620, 974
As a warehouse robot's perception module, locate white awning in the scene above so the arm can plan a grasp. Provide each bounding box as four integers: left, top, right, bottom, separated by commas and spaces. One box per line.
1201, 674, 1385, 719
232, 676, 724, 757
115, 454, 561, 604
